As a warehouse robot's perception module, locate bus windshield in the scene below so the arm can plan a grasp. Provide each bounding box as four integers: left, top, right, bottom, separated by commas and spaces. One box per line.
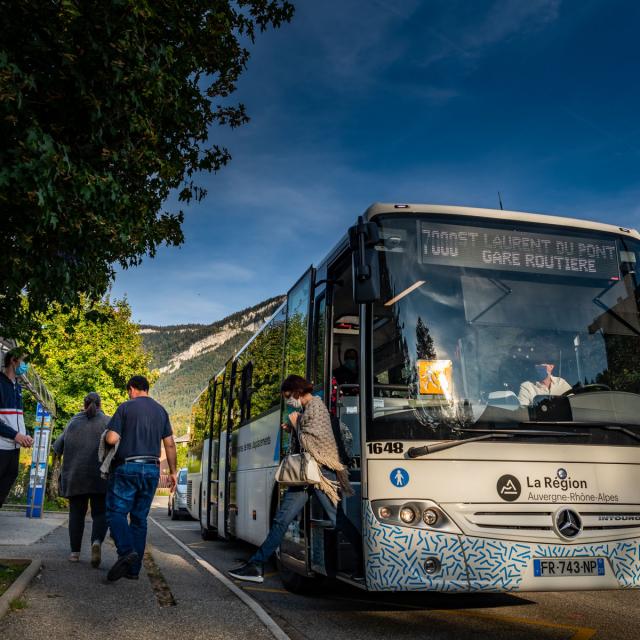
369, 214, 640, 444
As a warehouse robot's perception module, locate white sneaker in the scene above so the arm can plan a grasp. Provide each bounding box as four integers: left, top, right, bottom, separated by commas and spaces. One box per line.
68, 552, 80, 562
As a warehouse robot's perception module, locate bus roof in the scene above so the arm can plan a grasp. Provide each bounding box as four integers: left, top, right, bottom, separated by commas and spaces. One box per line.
363, 203, 640, 240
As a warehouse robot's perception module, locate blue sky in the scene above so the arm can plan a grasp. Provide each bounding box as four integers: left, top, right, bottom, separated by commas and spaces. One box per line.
111, 0, 640, 326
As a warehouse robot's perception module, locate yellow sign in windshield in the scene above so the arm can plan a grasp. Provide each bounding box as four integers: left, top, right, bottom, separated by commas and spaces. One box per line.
417, 359, 453, 400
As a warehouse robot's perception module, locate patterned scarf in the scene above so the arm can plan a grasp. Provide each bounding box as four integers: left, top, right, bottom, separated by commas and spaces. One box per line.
298, 396, 354, 506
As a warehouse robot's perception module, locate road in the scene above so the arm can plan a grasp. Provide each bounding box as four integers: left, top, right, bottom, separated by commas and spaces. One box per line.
149, 503, 640, 640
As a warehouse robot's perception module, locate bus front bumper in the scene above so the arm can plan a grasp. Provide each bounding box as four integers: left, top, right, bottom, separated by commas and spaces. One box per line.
363, 501, 640, 592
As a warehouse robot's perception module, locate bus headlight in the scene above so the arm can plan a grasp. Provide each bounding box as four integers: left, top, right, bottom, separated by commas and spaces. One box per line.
400, 507, 417, 524
378, 506, 392, 519
423, 508, 439, 526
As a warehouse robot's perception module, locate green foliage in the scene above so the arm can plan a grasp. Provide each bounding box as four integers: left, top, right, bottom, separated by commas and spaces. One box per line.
24, 296, 155, 424
283, 275, 310, 379
244, 309, 286, 417
598, 334, 640, 393
151, 329, 253, 433
9, 597, 27, 611
0, 1, 294, 335
416, 317, 436, 360
0, 563, 28, 597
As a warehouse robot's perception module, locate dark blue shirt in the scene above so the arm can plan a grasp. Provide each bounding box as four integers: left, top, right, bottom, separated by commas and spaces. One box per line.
107, 396, 172, 461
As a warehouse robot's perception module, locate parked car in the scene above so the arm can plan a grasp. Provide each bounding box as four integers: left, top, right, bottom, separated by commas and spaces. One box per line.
168, 468, 189, 520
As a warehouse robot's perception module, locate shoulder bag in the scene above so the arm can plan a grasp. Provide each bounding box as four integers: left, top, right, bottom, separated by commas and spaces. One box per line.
275, 450, 322, 486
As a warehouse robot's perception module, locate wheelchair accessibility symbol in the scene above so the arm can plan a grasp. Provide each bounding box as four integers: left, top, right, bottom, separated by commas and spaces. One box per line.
390, 468, 409, 487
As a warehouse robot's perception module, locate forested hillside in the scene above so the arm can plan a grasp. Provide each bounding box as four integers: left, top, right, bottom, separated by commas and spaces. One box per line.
142, 296, 284, 434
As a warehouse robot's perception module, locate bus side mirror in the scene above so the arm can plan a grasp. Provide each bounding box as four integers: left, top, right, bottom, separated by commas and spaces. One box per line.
348, 217, 381, 303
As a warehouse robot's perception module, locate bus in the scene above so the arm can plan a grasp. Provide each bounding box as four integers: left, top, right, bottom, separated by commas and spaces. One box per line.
188, 202, 640, 593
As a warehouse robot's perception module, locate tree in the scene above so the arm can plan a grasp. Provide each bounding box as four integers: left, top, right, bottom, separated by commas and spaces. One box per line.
25, 296, 155, 426
0, 1, 294, 335
416, 317, 436, 360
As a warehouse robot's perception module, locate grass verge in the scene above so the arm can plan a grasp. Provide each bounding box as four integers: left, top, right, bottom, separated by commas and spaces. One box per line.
143, 548, 176, 608
0, 562, 29, 598
9, 597, 27, 611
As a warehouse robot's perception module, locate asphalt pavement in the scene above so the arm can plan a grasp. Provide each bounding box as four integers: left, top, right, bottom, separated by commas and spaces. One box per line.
0, 507, 274, 640
2, 501, 640, 640
148, 501, 640, 640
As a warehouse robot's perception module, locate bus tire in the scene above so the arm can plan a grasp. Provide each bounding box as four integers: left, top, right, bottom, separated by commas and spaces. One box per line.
200, 522, 217, 541
171, 504, 180, 520
276, 557, 324, 594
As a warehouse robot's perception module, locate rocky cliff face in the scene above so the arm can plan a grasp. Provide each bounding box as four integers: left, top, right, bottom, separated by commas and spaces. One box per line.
141, 295, 284, 433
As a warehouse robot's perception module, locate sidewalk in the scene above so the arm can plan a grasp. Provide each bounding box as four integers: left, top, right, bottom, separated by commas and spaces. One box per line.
0, 507, 274, 640
0, 510, 67, 547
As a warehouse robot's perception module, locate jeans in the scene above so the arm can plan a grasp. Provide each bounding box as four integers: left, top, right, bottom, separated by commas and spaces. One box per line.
251, 470, 363, 567
106, 462, 159, 575
68, 493, 107, 552
0, 449, 19, 507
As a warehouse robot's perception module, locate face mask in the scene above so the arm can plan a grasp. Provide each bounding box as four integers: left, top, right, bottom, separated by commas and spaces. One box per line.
534, 365, 549, 381
286, 397, 303, 410
16, 362, 28, 376
344, 358, 357, 372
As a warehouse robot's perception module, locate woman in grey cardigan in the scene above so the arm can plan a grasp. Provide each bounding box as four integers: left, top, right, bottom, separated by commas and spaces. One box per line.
53, 392, 110, 566
228, 375, 362, 584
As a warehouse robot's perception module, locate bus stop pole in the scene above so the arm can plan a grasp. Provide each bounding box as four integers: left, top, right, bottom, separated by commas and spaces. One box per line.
28, 413, 46, 518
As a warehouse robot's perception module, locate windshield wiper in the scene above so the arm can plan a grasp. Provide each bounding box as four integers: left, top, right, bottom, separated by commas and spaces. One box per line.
522, 420, 640, 443
406, 429, 587, 458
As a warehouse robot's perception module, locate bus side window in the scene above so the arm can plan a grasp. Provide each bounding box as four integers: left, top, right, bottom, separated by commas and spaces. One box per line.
311, 294, 326, 393
240, 360, 253, 424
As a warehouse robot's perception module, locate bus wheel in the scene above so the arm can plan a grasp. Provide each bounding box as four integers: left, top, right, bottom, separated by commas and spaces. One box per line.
170, 504, 180, 520
200, 522, 217, 541
276, 558, 324, 594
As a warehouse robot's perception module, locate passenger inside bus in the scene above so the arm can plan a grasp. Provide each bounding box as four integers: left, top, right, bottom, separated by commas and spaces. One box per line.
333, 348, 359, 385
517, 351, 572, 405
332, 313, 360, 399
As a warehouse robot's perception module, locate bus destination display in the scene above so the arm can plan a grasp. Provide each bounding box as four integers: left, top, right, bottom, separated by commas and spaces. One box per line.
420, 222, 619, 279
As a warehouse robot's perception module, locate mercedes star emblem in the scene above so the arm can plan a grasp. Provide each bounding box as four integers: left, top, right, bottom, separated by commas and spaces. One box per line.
555, 508, 582, 539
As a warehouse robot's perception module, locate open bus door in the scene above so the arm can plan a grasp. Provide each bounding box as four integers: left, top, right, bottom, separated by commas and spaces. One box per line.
276, 267, 315, 584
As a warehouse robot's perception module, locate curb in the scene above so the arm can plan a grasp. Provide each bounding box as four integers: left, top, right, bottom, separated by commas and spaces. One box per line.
0, 557, 42, 619
150, 517, 290, 640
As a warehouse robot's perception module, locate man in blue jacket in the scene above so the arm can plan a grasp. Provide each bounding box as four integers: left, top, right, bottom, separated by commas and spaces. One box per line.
0, 348, 34, 508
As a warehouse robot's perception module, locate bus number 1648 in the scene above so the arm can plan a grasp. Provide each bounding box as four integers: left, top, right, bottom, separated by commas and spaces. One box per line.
367, 442, 404, 454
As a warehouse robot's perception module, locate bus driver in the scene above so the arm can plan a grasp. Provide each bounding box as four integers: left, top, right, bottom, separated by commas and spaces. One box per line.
517, 354, 572, 406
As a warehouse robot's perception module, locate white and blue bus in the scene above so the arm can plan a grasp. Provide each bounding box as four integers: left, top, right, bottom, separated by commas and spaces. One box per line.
188, 203, 640, 593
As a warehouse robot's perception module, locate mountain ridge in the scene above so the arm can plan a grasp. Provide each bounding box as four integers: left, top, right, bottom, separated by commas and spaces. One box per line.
141, 295, 285, 434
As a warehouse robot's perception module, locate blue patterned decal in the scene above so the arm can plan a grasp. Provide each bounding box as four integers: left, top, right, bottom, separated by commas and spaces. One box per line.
464, 537, 640, 591
364, 502, 468, 592
363, 501, 640, 592
463, 538, 531, 591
